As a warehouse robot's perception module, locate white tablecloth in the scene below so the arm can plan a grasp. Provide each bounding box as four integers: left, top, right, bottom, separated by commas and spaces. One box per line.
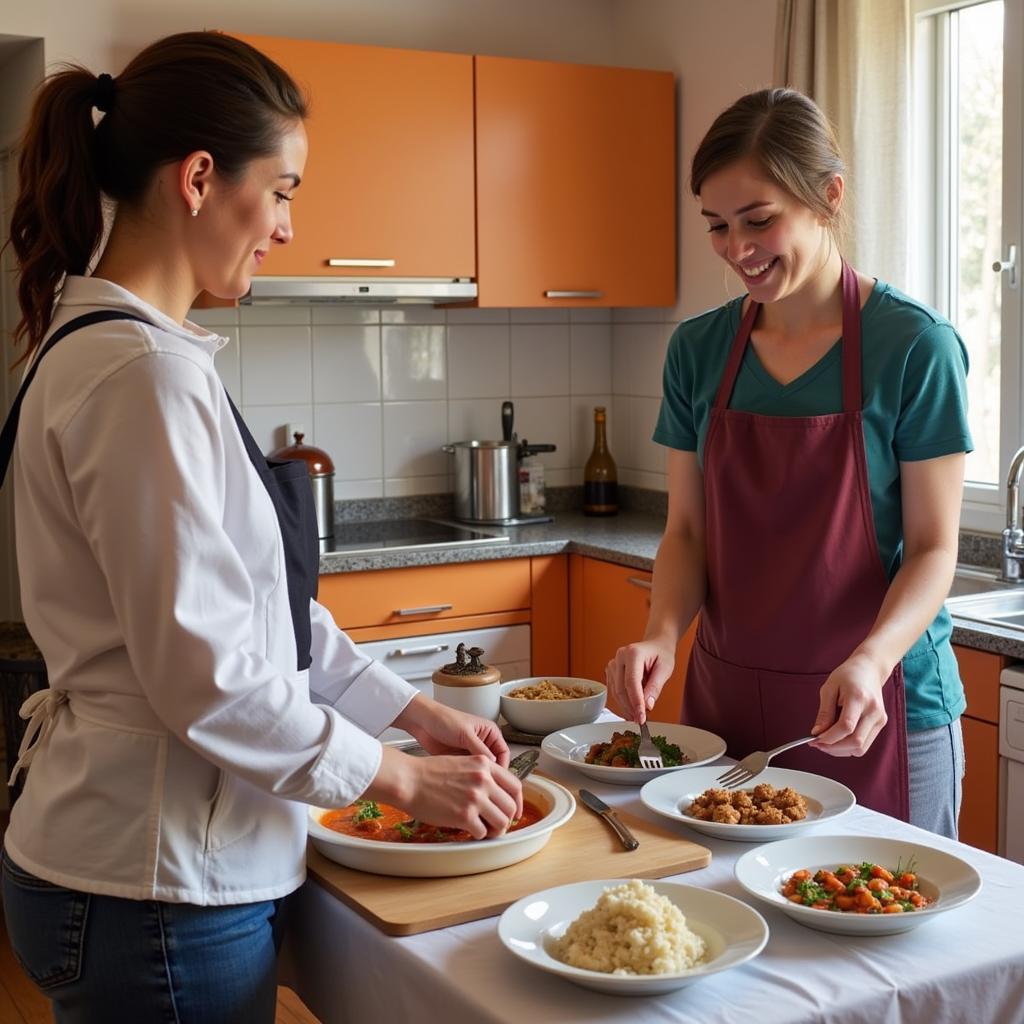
281, 742, 1024, 1024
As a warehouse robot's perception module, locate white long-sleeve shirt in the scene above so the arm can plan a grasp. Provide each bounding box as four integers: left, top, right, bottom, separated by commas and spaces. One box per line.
5, 276, 417, 904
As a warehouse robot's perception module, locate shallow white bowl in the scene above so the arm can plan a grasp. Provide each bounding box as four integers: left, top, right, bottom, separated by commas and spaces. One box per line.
734, 834, 982, 936
641, 767, 856, 842
499, 677, 606, 734
541, 721, 727, 786
498, 878, 769, 996
308, 775, 575, 878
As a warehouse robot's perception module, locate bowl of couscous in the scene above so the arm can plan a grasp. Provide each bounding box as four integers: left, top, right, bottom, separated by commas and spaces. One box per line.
499, 676, 606, 734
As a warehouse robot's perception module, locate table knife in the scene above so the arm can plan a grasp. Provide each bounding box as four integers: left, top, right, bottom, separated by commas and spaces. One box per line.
578, 788, 640, 851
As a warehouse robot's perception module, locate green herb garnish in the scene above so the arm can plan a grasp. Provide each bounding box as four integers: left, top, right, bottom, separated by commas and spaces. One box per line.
354, 800, 383, 822
395, 819, 418, 840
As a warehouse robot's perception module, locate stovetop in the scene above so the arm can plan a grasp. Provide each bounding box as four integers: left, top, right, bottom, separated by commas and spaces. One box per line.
321, 518, 511, 556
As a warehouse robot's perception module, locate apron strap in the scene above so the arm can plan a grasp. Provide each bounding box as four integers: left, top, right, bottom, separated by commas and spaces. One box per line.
0, 311, 150, 489
7, 688, 68, 787
712, 260, 864, 413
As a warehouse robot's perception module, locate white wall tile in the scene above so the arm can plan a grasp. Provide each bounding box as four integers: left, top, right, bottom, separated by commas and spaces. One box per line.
188, 306, 239, 327
610, 307, 676, 324
570, 323, 612, 395
239, 326, 312, 406
213, 328, 241, 404
544, 468, 574, 487
239, 305, 311, 326
448, 398, 506, 442
569, 307, 611, 323
629, 396, 667, 474
507, 397, 570, 470
510, 307, 570, 323
445, 307, 509, 324
510, 324, 570, 397
382, 325, 446, 400
335, 479, 384, 500
447, 324, 510, 399
311, 306, 380, 326
381, 306, 446, 325
611, 322, 670, 398
570, 395, 614, 469
621, 468, 668, 490
314, 403, 382, 481
382, 401, 449, 477
384, 475, 450, 497
241, 403, 313, 454
313, 325, 381, 404
609, 396, 630, 469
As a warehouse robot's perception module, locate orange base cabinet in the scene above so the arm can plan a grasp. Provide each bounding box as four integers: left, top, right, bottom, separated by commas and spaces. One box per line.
952, 644, 1005, 854
569, 555, 695, 723
318, 556, 568, 674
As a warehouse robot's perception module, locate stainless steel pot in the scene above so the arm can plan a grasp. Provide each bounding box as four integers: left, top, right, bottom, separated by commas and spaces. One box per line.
442, 440, 519, 524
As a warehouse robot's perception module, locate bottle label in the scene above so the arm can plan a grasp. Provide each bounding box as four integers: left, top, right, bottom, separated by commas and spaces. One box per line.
583, 480, 618, 515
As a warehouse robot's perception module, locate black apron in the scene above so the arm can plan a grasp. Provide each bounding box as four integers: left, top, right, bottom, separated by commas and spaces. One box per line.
0, 310, 319, 670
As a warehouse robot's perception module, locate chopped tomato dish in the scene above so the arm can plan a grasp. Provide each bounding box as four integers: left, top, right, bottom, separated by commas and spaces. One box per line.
781, 860, 932, 914
320, 799, 544, 844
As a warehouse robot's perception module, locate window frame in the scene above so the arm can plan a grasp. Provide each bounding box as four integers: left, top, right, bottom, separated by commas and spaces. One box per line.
910, 0, 1023, 535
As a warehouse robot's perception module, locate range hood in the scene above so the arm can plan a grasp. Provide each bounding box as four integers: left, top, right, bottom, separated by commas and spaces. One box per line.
242, 276, 477, 305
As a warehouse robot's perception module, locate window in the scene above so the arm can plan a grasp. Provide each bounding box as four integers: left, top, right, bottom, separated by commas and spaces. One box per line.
911, 0, 1023, 532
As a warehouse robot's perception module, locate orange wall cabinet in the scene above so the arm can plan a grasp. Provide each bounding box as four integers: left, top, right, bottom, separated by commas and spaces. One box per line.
569, 555, 694, 723
236, 35, 475, 280
953, 644, 1005, 854
319, 556, 569, 676
475, 56, 676, 308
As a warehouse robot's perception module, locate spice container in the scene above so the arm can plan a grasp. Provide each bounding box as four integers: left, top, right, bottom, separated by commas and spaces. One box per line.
431, 643, 501, 721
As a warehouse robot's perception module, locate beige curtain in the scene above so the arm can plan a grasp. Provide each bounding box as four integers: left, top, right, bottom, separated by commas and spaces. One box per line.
774, 0, 911, 289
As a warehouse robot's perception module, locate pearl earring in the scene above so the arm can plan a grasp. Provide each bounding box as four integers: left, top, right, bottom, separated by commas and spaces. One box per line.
191, 208, 199, 217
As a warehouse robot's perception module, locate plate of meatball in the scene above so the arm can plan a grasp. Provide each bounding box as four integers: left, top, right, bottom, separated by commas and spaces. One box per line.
640, 767, 856, 841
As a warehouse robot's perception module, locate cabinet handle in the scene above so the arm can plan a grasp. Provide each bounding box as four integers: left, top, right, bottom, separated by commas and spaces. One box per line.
327, 258, 397, 268
393, 603, 454, 617
626, 576, 653, 591
543, 290, 603, 299
390, 644, 450, 658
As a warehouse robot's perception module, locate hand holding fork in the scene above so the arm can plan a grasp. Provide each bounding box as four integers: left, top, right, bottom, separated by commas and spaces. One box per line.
714, 735, 815, 789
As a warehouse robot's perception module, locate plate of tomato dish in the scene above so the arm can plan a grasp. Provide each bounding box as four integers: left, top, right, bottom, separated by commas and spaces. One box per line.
734, 835, 982, 935
308, 774, 575, 877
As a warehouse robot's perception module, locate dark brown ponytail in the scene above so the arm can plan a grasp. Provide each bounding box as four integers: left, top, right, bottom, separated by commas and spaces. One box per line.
8, 31, 308, 357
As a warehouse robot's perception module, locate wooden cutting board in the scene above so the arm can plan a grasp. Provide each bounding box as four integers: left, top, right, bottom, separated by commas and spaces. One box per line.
305, 799, 711, 936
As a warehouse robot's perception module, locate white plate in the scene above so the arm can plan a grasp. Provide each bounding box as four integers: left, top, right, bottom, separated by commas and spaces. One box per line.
498, 878, 769, 996
541, 721, 727, 785
641, 767, 856, 841
308, 775, 575, 877
734, 834, 982, 935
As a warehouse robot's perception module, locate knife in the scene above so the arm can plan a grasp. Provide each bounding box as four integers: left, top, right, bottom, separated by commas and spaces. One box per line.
578, 789, 640, 851
509, 749, 540, 781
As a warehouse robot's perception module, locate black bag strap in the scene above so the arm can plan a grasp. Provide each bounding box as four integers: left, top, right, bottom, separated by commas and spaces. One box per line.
0, 311, 150, 489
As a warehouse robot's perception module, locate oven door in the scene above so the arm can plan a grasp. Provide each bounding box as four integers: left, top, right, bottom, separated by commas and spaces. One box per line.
357, 624, 531, 743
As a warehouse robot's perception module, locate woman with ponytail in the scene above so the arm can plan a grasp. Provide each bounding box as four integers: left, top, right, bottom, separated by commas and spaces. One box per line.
1, 31, 520, 1022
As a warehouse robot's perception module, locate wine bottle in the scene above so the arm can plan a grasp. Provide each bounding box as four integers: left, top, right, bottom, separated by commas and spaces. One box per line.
583, 406, 618, 516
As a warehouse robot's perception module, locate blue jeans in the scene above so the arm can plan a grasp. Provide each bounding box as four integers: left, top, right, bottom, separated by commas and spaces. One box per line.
1, 847, 286, 1023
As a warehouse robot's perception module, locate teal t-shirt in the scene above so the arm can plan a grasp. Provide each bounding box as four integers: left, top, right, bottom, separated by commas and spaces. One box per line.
653, 280, 972, 732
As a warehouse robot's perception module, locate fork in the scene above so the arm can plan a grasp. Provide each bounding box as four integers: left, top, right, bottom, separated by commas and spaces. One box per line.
715, 735, 815, 789
636, 720, 664, 770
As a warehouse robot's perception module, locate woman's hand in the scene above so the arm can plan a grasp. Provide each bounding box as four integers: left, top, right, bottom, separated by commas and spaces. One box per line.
367, 744, 523, 840
605, 640, 676, 724
392, 693, 511, 766
809, 653, 889, 756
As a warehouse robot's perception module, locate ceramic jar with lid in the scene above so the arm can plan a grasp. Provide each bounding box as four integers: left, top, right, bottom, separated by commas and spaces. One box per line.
431, 643, 501, 721
269, 431, 335, 540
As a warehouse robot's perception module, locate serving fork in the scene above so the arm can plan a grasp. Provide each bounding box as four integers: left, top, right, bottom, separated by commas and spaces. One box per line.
636, 720, 664, 770
715, 735, 815, 789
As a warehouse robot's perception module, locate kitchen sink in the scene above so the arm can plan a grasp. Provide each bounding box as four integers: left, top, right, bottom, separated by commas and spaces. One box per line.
946, 566, 1024, 630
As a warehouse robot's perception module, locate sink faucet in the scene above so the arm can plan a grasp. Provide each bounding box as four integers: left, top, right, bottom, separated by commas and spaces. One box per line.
1002, 445, 1024, 581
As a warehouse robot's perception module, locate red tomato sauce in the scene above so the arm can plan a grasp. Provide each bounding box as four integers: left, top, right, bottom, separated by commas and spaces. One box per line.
320, 799, 544, 843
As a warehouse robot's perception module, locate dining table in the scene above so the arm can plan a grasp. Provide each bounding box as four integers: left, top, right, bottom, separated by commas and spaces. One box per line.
279, 721, 1024, 1024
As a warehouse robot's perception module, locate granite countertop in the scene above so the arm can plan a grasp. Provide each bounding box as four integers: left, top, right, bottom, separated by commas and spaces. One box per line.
318, 502, 1024, 661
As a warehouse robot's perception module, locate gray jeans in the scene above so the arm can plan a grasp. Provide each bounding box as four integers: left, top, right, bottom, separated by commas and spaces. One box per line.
908, 718, 965, 840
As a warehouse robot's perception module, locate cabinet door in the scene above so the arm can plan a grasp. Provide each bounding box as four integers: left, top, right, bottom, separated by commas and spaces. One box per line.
570, 556, 694, 722
475, 56, 675, 307
238, 35, 475, 279
960, 714, 999, 853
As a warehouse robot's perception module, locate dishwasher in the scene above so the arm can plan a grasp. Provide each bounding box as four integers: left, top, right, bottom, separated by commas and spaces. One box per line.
1000, 666, 1024, 864
357, 624, 532, 743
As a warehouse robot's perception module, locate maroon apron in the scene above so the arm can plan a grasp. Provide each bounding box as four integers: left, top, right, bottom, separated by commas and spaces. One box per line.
682, 261, 910, 820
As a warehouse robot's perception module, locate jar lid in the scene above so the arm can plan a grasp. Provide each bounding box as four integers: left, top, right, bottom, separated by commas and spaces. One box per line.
269, 432, 335, 475
431, 643, 501, 688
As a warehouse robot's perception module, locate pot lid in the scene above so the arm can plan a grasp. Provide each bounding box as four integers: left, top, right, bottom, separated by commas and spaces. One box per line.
269, 432, 335, 475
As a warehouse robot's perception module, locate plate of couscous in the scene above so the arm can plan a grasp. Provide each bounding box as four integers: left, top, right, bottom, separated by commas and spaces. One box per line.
497, 878, 768, 996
